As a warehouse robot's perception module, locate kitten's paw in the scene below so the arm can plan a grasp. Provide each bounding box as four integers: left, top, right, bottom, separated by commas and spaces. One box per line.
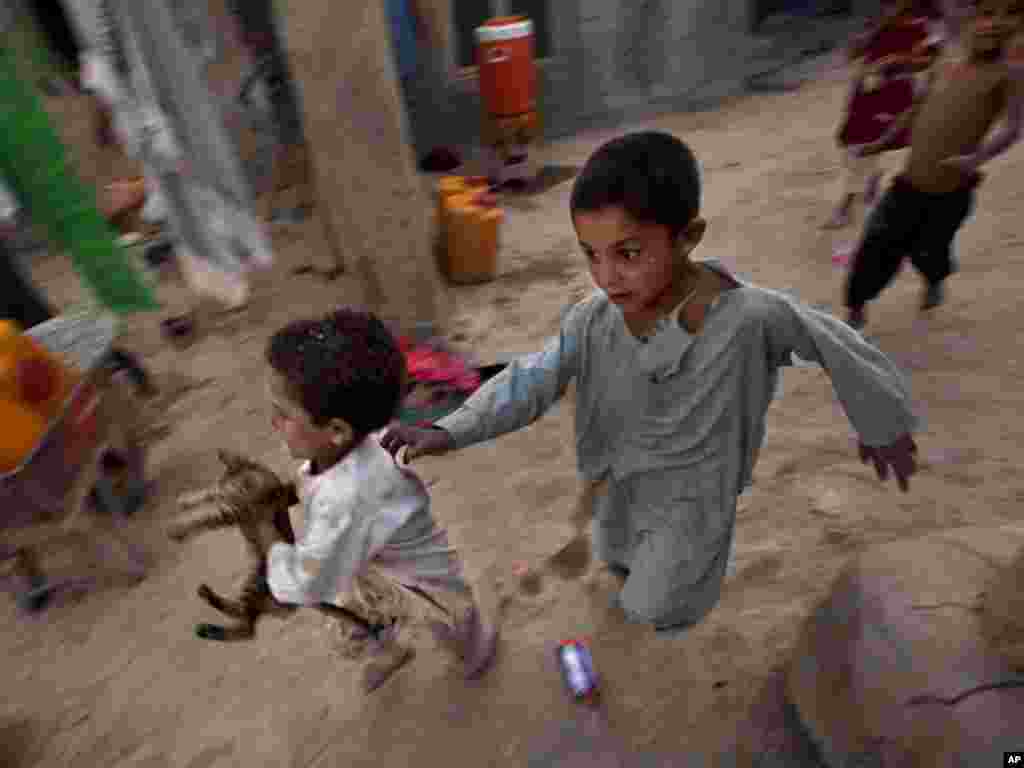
195, 623, 227, 641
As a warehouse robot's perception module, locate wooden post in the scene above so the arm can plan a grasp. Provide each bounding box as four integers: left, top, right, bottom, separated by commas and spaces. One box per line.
278, 0, 446, 336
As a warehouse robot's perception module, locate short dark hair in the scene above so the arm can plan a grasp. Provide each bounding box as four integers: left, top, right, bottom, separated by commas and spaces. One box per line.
570, 131, 702, 238
266, 308, 406, 436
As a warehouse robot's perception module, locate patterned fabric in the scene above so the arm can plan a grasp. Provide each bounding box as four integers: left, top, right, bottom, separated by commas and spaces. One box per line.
437, 259, 918, 627
838, 15, 933, 147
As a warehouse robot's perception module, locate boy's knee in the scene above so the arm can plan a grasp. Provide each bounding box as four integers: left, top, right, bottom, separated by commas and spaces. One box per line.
618, 569, 720, 629
620, 597, 691, 629
618, 579, 679, 627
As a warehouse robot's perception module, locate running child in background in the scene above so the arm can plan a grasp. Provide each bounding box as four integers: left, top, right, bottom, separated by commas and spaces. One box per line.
824, 0, 943, 230
381, 131, 920, 634
845, 0, 1024, 331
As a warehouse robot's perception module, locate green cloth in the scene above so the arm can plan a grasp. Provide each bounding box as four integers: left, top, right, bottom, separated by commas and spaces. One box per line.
0, 45, 158, 314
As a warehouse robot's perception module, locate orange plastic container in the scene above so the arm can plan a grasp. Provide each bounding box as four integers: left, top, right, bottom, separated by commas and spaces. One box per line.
436, 175, 490, 238
0, 396, 47, 473
476, 16, 537, 118
0, 319, 82, 424
444, 193, 503, 284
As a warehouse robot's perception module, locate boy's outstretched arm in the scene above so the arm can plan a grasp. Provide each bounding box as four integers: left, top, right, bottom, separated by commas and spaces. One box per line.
763, 295, 920, 490
943, 65, 1024, 172
432, 300, 587, 450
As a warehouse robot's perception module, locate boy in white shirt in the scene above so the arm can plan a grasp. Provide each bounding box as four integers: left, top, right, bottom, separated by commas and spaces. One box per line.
265, 308, 499, 692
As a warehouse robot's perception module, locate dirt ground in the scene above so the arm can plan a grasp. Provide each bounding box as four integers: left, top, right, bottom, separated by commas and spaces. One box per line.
3, 53, 1024, 767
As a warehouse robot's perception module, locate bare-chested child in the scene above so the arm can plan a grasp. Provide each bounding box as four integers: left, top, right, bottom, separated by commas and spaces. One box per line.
824, 0, 942, 230
845, 0, 1024, 330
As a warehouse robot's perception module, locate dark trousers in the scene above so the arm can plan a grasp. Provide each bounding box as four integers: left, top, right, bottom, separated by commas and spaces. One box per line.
845, 174, 978, 309
1, 243, 152, 394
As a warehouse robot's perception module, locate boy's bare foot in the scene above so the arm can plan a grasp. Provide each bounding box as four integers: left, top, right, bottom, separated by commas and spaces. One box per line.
362, 643, 415, 693
460, 605, 499, 680
547, 535, 592, 581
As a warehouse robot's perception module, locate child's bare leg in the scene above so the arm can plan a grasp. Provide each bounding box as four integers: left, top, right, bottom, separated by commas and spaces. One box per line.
825, 151, 877, 229
426, 571, 500, 679
460, 568, 501, 680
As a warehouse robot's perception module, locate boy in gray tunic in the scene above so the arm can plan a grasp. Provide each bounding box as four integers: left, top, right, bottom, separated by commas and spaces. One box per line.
381, 132, 920, 632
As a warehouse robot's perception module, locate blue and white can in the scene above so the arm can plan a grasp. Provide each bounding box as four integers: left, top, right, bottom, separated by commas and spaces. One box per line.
557, 639, 599, 699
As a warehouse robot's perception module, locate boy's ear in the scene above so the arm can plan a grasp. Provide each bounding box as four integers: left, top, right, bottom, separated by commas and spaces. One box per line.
677, 218, 707, 255
283, 482, 300, 508
328, 418, 355, 446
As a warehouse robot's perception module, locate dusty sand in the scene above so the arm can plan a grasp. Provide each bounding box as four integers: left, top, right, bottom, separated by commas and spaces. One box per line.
982, 546, 1024, 672
3, 54, 1024, 767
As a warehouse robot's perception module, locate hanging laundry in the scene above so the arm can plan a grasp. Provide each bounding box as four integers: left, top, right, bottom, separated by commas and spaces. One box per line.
64, 0, 273, 308
0, 45, 157, 314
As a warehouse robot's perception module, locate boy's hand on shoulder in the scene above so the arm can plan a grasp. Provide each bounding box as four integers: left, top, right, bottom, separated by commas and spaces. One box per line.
380, 424, 455, 463
858, 433, 918, 492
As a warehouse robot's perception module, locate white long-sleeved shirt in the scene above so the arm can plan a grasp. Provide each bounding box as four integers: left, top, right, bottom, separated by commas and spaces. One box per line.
267, 434, 465, 606
435, 259, 919, 625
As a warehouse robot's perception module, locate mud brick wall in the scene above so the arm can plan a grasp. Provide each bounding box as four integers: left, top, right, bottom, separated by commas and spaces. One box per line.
406, 1, 869, 149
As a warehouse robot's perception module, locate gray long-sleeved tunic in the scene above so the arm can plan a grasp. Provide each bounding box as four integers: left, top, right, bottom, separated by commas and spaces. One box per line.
436, 259, 919, 628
